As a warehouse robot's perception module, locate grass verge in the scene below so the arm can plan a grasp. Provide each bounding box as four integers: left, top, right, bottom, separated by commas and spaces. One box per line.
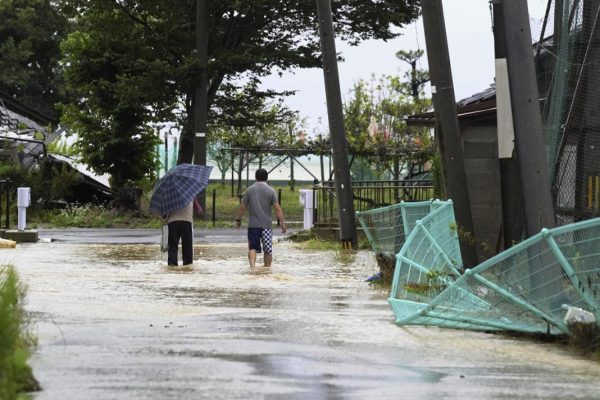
0, 265, 39, 399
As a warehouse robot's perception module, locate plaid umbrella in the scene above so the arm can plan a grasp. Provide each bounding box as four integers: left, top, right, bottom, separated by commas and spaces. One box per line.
149, 163, 213, 216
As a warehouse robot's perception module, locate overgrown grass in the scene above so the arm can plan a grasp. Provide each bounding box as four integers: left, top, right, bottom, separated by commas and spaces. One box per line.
0, 266, 38, 399
287, 230, 370, 251
295, 238, 343, 251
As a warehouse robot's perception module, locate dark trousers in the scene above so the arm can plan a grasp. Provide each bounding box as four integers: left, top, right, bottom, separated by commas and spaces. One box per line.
167, 220, 193, 265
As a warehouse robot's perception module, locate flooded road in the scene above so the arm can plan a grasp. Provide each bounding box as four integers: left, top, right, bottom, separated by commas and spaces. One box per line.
3, 239, 600, 399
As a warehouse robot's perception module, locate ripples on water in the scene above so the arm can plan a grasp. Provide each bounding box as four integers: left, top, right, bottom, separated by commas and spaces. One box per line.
4, 241, 600, 400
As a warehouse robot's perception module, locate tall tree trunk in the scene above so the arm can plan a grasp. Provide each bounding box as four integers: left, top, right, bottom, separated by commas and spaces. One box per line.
178, 102, 194, 164
236, 151, 244, 195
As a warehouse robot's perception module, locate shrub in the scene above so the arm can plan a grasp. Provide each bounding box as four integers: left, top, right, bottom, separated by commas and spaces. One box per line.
48, 203, 113, 227
0, 266, 38, 399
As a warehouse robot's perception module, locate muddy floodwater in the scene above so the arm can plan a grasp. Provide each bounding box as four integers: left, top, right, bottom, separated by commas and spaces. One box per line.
4, 239, 600, 399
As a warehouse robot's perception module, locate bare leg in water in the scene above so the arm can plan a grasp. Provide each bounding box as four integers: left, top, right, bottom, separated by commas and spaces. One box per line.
264, 253, 272, 267
248, 250, 257, 268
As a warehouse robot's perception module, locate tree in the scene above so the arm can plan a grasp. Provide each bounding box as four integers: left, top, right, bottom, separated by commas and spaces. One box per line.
57, 0, 421, 180
396, 49, 430, 100
343, 54, 432, 180
206, 138, 233, 184
59, 9, 167, 210
0, 0, 69, 119
209, 82, 297, 193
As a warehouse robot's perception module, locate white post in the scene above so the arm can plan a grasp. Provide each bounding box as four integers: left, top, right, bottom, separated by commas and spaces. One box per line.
299, 189, 316, 230
17, 187, 30, 231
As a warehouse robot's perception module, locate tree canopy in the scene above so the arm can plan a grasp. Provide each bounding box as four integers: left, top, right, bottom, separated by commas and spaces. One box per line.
342, 56, 432, 180
58, 0, 421, 189
0, 0, 69, 120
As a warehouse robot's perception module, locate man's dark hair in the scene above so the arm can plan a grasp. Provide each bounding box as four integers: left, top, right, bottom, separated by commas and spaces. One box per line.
255, 168, 268, 181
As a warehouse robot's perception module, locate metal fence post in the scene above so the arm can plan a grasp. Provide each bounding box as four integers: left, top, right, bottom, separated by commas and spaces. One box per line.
212, 189, 216, 226
277, 188, 282, 226
5, 187, 9, 229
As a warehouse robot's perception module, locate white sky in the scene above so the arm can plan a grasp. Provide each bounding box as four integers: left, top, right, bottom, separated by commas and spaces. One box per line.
260, 0, 550, 135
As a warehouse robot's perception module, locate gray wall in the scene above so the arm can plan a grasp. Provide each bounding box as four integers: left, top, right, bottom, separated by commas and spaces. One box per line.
460, 118, 503, 260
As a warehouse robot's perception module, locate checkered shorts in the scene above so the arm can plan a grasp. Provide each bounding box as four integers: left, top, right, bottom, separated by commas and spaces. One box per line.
247, 228, 273, 254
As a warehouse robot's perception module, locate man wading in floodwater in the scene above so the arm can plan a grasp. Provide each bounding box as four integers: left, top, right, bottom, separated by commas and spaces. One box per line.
235, 168, 287, 267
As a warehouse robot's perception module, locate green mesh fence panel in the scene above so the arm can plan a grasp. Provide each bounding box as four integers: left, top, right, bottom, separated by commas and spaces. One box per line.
362, 201, 600, 335
356, 200, 432, 256
389, 200, 464, 324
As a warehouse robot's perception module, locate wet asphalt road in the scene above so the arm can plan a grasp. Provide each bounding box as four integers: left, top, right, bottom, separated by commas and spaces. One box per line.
4, 229, 600, 399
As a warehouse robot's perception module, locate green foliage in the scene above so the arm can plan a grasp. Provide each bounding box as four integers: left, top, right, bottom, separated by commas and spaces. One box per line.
0, 163, 32, 190
47, 163, 79, 202
395, 49, 430, 100
209, 87, 303, 190
32, 181, 307, 228
46, 138, 76, 157
207, 140, 232, 184
342, 69, 433, 180
0, 160, 82, 210
59, 29, 162, 190
57, 0, 421, 167
404, 270, 451, 296
0, 0, 69, 117
295, 237, 341, 251
0, 266, 38, 399
47, 203, 114, 227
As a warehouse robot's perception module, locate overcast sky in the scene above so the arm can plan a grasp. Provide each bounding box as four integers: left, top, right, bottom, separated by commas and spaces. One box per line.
260, 0, 550, 135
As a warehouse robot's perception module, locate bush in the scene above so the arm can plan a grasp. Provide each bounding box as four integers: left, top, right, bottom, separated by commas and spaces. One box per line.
0, 266, 38, 399
47, 203, 113, 227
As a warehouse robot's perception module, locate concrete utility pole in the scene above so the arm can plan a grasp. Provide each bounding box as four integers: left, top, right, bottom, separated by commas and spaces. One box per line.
194, 0, 208, 211
289, 126, 295, 191
501, 0, 555, 236
315, 0, 357, 247
492, 1, 523, 249
421, 0, 478, 267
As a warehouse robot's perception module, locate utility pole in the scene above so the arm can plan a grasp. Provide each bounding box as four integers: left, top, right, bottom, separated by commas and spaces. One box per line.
315, 0, 356, 248
289, 126, 295, 191
164, 129, 169, 174
194, 0, 208, 212
421, 0, 478, 267
501, 0, 555, 236
492, 1, 522, 249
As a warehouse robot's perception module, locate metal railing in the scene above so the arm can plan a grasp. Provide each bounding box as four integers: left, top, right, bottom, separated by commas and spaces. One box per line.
0, 179, 11, 228
313, 179, 434, 225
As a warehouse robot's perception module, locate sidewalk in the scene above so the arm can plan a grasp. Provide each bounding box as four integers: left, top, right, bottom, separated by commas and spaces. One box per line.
37, 227, 299, 244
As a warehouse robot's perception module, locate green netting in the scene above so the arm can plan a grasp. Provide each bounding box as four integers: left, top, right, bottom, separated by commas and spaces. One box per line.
534, 1, 600, 225
156, 141, 179, 177
360, 201, 600, 335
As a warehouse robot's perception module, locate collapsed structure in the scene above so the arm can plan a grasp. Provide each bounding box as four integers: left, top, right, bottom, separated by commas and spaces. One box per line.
0, 92, 114, 206
358, 200, 600, 335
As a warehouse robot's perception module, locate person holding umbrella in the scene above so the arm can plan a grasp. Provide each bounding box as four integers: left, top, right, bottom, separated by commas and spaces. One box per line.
235, 168, 287, 268
150, 163, 212, 266
165, 197, 203, 265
